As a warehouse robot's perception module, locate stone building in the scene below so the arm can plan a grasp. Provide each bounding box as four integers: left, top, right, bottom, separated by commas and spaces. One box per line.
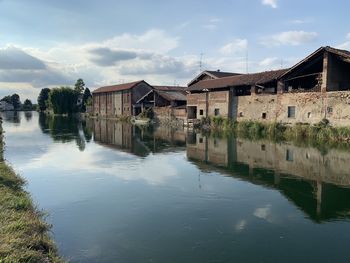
92, 80, 153, 117
186, 46, 350, 126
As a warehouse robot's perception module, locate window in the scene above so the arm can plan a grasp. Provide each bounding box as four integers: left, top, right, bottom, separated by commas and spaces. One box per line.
239, 112, 243, 117
261, 144, 266, 151
199, 138, 203, 143
288, 106, 296, 118
327, 107, 333, 114
214, 108, 220, 116
199, 109, 204, 116
307, 112, 311, 118
286, 149, 294, 162
262, 112, 267, 119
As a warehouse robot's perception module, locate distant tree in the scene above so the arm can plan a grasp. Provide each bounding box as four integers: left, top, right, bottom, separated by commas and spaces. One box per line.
74, 78, 85, 94
10, 94, 21, 110
81, 87, 92, 112
49, 87, 78, 114
37, 88, 51, 111
22, 99, 33, 111
1, 95, 12, 104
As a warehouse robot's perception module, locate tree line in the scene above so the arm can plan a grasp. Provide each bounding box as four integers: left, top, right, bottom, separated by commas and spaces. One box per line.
1, 93, 34, 111
37, 78, 92, 114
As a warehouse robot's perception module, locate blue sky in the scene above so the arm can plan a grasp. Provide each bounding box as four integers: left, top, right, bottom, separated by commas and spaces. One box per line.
0, 0, 349, 101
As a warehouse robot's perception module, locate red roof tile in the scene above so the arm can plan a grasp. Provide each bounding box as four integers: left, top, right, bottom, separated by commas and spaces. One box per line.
92, 80, 144, 94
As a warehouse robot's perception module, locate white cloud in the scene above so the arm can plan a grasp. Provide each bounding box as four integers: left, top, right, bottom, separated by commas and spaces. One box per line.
262, 31, 318, 46
203, 18, 222, 31
262, 0, 278, 8
335, 33, 350, 51
259, 57, 279, 67
220, 39, 248, 55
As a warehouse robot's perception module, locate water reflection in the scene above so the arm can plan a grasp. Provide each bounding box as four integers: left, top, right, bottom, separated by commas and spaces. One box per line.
187, 134, 350, 222
93, 119, 186, 157
38, 113, 92, 151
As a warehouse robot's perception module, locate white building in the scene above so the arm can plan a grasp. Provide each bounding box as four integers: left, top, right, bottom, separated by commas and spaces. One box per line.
0, 101, 14, 111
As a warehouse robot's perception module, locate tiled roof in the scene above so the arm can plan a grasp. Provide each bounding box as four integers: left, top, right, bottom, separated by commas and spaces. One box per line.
205, 70, 242, 78
187, 69, 288, 91
156, 90, 187, 101
92, 80, 144, 94
153, 85, 187, 91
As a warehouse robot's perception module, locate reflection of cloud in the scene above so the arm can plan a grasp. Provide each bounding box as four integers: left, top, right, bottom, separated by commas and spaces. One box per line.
23, 143, 180, 185
254, 205, 272, 222
234, 219, 247, 232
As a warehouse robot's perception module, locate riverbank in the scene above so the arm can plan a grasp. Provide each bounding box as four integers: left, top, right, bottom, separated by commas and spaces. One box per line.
0, 121, 63, 262
199, 117, 350, 145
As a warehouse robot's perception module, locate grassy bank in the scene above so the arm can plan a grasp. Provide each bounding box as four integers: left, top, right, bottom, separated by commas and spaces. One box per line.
200, 117, 350, 146
0, 121, 63, 262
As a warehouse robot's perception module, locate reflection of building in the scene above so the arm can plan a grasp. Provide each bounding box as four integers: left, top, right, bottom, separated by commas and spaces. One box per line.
186, 46, 350, 126
187, 135, 350, 222
93, 120, 187, 156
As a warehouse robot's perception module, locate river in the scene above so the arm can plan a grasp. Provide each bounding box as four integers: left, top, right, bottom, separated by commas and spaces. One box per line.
3, 111, 350, 263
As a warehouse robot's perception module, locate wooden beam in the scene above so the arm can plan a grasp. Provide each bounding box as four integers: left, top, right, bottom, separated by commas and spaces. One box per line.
285, 72, 321, 82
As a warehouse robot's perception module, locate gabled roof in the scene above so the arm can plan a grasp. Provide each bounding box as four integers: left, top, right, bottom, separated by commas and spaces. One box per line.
280, 46, 350, 79
153, 85, 187, 91
155, 90, 187, 101
92, 80, 147, 94
187, 70, 242, 87
187, 69, 288, 92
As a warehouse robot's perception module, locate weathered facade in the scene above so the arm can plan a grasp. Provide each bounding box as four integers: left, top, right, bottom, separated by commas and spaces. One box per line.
92, 81, 153, 117
186, 46, 350, 126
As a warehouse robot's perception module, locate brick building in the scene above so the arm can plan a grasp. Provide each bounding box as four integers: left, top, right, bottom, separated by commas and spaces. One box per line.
92, 80, 153, 117
186, 46, 350, 126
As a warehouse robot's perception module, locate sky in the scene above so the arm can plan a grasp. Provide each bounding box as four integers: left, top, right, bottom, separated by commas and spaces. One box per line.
0, 0, 350, 101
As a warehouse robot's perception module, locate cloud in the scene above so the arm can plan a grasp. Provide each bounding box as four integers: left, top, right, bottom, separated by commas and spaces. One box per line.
0, 46, 46, 70
220, 39, 248, 55
203, 17, 222, 31
334, 33, 350, 51
89, 47, 152, 67
259, 57, 279, 68
262, 0, 278, 8
0, 46, 73, 89
118, 54, 196, 77
98, 29, 179, 54
262, 31, 318, 46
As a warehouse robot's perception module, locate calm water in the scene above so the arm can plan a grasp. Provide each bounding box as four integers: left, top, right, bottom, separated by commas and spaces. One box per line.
3, 111, 350, 263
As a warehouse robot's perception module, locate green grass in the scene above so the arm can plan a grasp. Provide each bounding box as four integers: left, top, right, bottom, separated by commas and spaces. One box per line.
0, 125, 64, 262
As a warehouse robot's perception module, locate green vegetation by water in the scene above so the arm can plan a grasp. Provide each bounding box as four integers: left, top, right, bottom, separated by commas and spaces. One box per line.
0, 122, 63, 263
201, 116, 350, 147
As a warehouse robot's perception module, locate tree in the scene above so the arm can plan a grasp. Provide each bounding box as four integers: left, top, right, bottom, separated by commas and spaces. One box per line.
1, 95, 12, 104
82, 87, 92, 112
74, 78, 85, 94
37, 88, 51, 111
23, 99, 33, 111
49, 87, 78, 114
10, 94, 21, 110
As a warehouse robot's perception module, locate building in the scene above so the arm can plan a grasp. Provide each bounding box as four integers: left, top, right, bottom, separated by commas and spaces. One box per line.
186, 46, 350, 126
92, 80, 153, 117
187, 70, 242, 87
0, 101, 14, 111
151, 86, 188, 124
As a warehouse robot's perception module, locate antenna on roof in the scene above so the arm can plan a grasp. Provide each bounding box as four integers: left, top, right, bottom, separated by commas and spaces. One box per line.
280, 58, 284, 69
199, 52, 204, 72
245, 48, 249, 74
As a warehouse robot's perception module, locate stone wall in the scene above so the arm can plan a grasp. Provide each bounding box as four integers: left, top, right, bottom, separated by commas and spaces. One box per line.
187, 91, 230, 118
189, 90, 350, 126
